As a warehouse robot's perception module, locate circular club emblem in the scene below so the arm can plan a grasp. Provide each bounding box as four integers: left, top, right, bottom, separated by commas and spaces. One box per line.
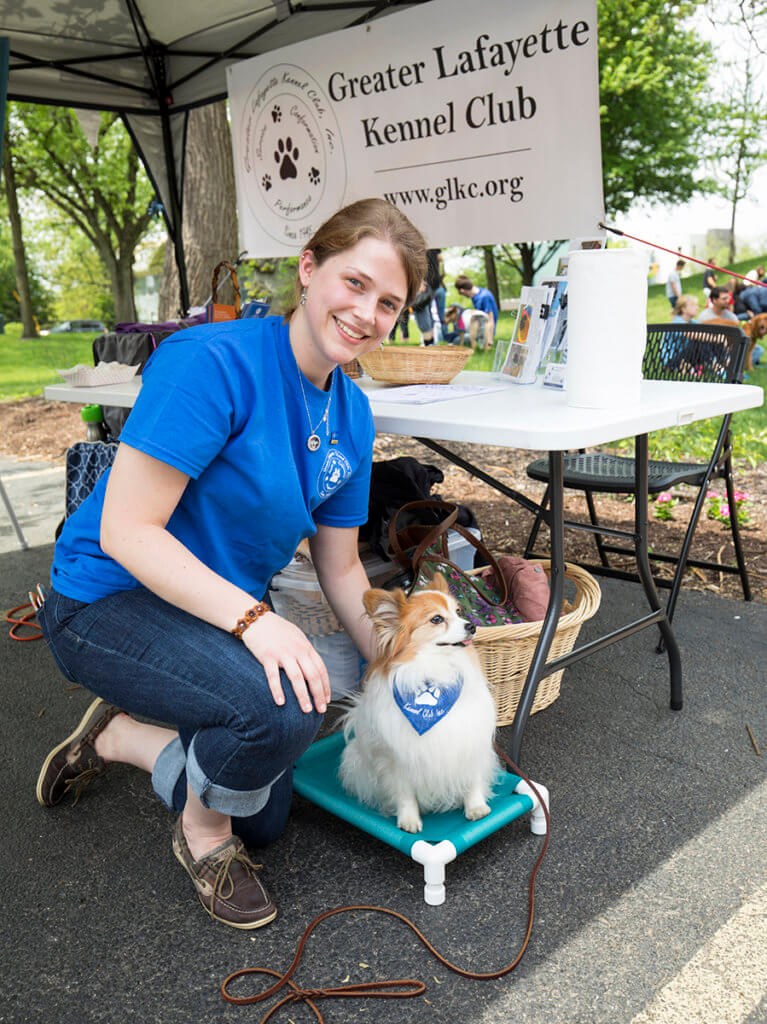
239, 64, 346, 246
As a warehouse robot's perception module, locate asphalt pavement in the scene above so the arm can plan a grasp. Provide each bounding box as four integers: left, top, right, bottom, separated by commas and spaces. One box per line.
1, 460, 765, 1024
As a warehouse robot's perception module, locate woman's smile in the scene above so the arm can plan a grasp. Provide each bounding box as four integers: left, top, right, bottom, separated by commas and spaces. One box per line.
332, 315, 368, 342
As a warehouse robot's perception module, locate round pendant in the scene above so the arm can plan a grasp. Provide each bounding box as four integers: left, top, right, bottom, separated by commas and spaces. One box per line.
307, 434, 321, 452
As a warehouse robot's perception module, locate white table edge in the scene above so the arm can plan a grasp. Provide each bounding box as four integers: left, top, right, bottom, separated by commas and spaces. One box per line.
44, 373, 764, 453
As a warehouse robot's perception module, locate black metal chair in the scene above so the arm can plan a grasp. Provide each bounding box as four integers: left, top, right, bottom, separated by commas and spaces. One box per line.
524, 323, 752, 628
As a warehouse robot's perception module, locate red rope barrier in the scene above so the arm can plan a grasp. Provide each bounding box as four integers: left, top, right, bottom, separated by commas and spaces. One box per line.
598, 221, 767, 288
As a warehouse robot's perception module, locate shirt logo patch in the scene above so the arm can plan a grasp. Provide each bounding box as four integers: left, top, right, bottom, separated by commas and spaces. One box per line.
317, 449, 352, 499
392, 676, 463, 735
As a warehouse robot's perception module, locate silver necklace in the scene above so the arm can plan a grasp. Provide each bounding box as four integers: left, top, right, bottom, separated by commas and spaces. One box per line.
297, 365, 334, 452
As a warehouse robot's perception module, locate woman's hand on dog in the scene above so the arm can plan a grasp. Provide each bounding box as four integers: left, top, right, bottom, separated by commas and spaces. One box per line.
243, 613, 330, 714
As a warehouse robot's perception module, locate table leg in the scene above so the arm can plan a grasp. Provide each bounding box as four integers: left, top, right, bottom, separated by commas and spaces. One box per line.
508, 451, 565, 765
633, 434, 682, 710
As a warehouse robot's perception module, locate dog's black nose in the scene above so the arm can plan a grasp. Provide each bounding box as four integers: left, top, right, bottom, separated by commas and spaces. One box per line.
466, 622, 476, 635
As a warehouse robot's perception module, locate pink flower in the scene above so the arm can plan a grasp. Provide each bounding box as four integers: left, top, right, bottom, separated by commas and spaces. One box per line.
657, 491, 673, 503
720, 504, 730, 517
734, 491, 750, 503
706, 491, 719, 500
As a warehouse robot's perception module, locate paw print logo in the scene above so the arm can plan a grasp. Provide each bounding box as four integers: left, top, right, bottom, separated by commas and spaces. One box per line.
271, 105, 281, 123
261, 173, 272, 192
274, 137, 299, 181
308, 167, 321, 186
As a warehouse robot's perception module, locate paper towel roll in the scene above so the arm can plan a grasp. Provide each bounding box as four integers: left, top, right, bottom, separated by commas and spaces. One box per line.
566, 248, 649, 409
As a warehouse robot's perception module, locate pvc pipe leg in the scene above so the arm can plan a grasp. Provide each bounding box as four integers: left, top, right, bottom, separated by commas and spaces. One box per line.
410, 840, 457, 906
514, 780, 550, 836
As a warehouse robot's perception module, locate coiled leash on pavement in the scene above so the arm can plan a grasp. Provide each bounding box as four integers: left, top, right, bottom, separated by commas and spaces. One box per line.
5, 585, 46, 640
221, 743, 550, 1023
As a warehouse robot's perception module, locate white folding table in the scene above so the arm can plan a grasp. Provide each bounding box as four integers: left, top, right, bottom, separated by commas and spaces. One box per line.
44, 371, 763, 764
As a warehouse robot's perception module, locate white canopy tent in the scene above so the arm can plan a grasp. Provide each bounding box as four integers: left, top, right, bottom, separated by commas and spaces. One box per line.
0, 0, 423, 311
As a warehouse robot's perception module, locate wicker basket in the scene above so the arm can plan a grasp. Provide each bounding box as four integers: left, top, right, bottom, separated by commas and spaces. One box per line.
471, 561, 601, 725
340, 358, 362, 379
358, 345, 471, 384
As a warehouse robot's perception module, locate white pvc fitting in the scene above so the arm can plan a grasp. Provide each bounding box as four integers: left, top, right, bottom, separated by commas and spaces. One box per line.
410, 840, 458, 905
514, 780, 550, 836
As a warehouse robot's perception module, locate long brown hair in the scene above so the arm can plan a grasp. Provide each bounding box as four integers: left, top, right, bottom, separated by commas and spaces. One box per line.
287, 198, 427, 316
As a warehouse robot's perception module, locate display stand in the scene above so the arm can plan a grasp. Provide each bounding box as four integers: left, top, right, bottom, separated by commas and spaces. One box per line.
293, 731, 549, 905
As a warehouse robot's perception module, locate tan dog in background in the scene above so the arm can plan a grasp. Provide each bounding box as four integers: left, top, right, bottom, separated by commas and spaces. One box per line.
705, 314, 767, 371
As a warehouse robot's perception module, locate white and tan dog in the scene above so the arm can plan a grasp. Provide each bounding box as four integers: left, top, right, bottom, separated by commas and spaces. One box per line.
339, 574, 499, 833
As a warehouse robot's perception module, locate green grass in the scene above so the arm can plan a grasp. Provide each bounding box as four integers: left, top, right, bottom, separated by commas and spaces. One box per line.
3, 285, 765, 467
0, 324, 96, 401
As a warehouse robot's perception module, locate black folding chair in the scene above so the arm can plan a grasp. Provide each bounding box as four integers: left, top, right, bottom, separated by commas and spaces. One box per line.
524, 323, 751, 628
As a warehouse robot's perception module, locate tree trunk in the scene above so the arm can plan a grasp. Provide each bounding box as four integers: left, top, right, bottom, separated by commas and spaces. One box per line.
2, 135, 39, 338
483, 245, 500, 303
159, 102, 238, 319
518, 243, 536, 286
112, 256, 137, 324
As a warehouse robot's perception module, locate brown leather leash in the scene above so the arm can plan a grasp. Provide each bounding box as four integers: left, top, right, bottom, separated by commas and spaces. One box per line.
220, 744, 550, 1022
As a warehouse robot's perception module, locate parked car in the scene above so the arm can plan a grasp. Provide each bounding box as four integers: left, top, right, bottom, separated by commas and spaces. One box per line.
45, 319, 108, 335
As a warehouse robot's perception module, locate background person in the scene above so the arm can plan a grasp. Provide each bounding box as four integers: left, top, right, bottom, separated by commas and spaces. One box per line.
425, 248, 447, 338
739, 282, 767, 317
454, 274, 498, 350
411, 279, 436, 345
35, 198, 427, 931
702, 261, 717, 304
671, 294, 699, 323
443, 303, 489, 347
665, 259, 686, 309
698, 286, 738, 323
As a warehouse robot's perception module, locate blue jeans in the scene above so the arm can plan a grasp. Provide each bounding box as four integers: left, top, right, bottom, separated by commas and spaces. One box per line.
37, 587, 323, 847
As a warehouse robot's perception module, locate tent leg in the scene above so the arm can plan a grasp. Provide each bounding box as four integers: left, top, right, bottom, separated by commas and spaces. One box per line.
0, 476, 29, 550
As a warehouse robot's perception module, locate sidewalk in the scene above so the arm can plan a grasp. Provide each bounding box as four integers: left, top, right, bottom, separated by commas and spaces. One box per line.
1, 467, 765, 1024
0, 456, 64, 554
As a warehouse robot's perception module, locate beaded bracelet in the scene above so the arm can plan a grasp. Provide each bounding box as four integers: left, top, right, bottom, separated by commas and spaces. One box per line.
230, 601, 270, 639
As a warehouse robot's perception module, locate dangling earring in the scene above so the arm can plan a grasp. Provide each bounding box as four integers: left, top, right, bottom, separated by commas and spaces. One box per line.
300, 287, 307, 306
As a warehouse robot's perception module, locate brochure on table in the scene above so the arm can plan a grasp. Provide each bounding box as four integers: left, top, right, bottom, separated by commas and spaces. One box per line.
494, 285, 551, 385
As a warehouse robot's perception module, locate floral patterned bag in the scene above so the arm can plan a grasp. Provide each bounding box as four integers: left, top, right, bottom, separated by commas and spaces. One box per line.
387, 500, 523, 628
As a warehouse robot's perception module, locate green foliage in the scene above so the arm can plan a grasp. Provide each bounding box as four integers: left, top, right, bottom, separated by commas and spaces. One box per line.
598, 0, 714, 215
706, 489, 752, 529
706, 59, 767, 258
0, 214, 55, 324
0, 333, 96, 400
7, 104, 155, 320
35, 227, 116, 326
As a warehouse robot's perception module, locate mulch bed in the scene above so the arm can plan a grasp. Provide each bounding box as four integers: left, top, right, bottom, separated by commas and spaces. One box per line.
2, 396, 765, 604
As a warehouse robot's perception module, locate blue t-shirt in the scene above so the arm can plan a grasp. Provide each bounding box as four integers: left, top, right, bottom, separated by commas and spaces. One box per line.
52, 317, 375, 603
471, 287, 499, 331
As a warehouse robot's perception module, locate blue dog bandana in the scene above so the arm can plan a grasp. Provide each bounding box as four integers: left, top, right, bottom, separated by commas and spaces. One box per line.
392, 676, 463, 735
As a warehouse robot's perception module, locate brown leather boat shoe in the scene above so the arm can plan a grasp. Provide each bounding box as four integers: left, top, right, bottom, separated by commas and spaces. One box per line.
36, 697, 122, 807
172, 817, 278, 930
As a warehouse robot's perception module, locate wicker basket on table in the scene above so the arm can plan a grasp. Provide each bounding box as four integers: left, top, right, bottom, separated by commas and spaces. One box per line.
469, 560, 601, 725
358, 345, 470, 384
340, 358, 362, 378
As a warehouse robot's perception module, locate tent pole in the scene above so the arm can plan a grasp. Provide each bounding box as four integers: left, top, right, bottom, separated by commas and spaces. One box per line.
126, 1, 191, 316
159, 103, 190, 316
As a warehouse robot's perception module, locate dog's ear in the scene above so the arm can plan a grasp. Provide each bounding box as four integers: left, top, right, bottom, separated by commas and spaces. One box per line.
364, 587, 406, 621
429, 572, 449, 595
363, 588, 407, 651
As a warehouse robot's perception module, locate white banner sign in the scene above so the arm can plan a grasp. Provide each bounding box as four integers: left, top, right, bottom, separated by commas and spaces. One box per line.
227, 0, 603, 255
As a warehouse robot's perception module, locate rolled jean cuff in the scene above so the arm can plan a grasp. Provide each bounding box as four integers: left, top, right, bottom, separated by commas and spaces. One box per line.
186, 733, 283, 817
152, 737, 187, 811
